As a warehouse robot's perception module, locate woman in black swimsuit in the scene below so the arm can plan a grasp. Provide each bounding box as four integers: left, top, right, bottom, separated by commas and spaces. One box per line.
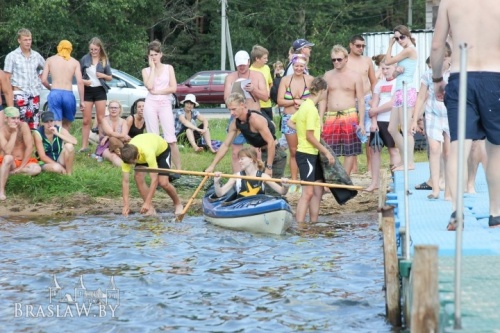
126, 98, 146, 138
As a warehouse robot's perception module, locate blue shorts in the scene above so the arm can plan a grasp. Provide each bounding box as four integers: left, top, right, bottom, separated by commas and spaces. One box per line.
445, 72, 500, 144
281, 113, 296, 135
227, 115, 246, 145
48, 89, 76, 122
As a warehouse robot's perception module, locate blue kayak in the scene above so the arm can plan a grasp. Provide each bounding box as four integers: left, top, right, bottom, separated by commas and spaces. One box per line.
202, 189, 293, 235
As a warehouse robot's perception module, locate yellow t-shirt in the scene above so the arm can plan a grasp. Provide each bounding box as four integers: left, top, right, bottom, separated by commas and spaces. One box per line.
121, 133, 168, 173
250, 64, 273, 108
290, 99, 320, 155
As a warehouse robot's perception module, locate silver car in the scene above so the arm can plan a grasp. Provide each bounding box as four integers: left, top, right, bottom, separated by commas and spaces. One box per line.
39, 68, 148, 118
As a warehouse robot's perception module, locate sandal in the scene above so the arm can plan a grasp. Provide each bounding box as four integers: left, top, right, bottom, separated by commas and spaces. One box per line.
415, 182, 432, 190
489, 215, 500, 228
78, 147, 90, 153
446, 211, 464, 231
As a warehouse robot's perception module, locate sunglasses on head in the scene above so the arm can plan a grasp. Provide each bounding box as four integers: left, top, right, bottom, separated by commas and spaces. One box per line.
331, 58, 344, 63
394, 35, 407, 42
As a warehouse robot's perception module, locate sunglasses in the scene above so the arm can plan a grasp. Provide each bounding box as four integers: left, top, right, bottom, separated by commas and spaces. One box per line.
354, 44, 366, 48
394, 35, 407, 41
331, 58, 344, 63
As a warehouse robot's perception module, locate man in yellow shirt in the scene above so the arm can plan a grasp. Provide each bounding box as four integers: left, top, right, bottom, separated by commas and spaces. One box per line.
249, 45, 273, 120
120, 133, 183, 216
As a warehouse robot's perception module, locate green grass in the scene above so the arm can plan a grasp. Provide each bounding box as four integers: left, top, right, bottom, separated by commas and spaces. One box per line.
4, 117, 429, 203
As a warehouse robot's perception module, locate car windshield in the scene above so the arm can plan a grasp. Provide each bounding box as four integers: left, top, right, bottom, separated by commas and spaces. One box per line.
112, 69, 144, 86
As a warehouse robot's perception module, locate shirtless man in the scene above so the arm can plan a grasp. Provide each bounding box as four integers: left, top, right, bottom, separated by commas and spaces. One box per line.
0, 107, 42, 200
347, 35, 377, 174
0, 70, 14, 123
431, 0, 500, 229
41, 40, 84, 131
224, 50, 268, 172
320, 45, 365, 176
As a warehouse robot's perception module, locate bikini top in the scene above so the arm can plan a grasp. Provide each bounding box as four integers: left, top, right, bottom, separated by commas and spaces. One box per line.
284, 75, 311, 100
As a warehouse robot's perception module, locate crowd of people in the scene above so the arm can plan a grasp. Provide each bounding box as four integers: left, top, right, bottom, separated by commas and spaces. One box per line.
0, 19, 498, 228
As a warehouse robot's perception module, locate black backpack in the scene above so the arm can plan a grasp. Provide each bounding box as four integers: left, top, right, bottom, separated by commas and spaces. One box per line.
270, 62, 292, 105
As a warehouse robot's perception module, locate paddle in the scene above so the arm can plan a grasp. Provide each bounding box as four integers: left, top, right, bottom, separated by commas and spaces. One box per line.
175, 175, 209, 222
134, 167, 363, 191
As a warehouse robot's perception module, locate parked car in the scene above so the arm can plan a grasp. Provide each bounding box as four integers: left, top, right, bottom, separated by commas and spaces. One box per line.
40, 68, 149, 118
176, 70, 231, 105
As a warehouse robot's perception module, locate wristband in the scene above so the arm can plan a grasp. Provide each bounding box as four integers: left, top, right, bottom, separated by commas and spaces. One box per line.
432, 76, 444, 83
266, 164, 273, 170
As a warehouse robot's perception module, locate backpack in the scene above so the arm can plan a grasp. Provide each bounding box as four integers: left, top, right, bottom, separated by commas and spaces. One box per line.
270, 62, 292, 105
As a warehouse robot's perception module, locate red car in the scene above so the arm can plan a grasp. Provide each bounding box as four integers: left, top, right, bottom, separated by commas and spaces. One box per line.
176, 70, 231, 105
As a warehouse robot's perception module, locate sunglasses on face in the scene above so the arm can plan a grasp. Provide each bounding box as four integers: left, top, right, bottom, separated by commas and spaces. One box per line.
354, 44, 366, 48
331, 58, 344, 63
394, 35, 407, 42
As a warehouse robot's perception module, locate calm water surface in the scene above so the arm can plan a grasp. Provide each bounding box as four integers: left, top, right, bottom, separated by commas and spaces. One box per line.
0, 213, 394, 332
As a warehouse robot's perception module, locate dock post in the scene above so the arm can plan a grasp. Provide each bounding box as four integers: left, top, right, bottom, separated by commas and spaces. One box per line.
382, 206, 401, 326
378, 170, 388, 230
410, 245, 439, 332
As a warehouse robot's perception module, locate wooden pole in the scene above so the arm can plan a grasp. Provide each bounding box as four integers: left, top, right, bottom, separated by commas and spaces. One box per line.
378, 170, 388, 230
411, 245, 439, 333
134, 167, 363, 191
175, 175, 209, 222
382, 205, 402, 327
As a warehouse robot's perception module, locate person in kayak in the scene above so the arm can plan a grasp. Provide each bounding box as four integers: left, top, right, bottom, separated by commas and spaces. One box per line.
213, 147, 289, 198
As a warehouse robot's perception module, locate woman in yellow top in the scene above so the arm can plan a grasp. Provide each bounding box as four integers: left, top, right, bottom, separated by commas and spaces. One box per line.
120, 133, 183, 217
287, 77, 334, 223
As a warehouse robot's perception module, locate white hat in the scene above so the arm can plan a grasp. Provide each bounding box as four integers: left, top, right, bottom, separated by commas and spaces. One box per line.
234, 50, 250, 66
180, 94, 199, 106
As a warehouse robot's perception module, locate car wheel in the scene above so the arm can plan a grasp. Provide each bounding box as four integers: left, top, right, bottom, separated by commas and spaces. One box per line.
171, 93, 179, 109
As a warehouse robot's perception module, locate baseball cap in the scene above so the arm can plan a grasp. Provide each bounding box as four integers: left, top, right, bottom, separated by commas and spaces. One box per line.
293, 39, 315, 51
4, 106, 20, 118
41, 111, 55, 122
234, 50, 250, 66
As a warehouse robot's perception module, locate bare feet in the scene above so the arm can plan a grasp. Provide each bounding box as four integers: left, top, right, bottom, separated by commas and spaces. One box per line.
391, 164, 415, 172
144, 207, 157, 216
363, 187, 379, 193
0, 194, 6, 201
194, 147, 204, 153
174, 204, 184, 216
209, 147, 217, 154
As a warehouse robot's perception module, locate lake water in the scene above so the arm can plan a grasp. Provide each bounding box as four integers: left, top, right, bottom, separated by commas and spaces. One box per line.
0, 213, 395, 332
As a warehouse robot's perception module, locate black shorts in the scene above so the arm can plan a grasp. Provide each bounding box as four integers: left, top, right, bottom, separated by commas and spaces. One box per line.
369, 121, 395, 148
260, 107, 273, 121
176, 124, 203, 146
136, 147, 171, 176
296, 151, 323, 182
84, 86, 107, 102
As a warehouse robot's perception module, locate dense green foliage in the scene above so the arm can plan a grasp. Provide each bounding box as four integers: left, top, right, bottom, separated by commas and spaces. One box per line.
0, 0, 425, 81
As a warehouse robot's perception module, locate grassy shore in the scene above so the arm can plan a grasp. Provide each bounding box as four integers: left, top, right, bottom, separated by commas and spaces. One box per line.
4, 116, 427, 205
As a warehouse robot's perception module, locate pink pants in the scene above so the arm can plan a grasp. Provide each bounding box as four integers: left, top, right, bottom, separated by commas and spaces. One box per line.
144, 98, 177, 143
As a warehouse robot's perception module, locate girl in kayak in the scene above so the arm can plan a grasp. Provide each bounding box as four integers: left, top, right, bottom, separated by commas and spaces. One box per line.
213, 147, 289, 198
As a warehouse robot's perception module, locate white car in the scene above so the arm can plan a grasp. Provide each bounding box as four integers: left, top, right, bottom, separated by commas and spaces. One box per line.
40, 68, 148, 117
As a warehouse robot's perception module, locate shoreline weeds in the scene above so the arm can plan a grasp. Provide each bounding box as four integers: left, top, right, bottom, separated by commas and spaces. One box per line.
0, 174, 379, 219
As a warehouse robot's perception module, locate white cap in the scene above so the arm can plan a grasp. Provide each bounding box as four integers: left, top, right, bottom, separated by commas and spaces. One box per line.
180, 93, 199, 106
234, 50, 250, 66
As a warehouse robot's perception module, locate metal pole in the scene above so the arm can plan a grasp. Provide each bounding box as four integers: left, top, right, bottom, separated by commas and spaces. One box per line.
408, 0, 413, 26
220, 0, 226, 70
454, 43, 468, 330
402, 81, 410, 261
226, 17, 234, 72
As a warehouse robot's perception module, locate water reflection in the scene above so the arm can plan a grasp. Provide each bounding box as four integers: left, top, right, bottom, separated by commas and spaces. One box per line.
0, 213, 394, 332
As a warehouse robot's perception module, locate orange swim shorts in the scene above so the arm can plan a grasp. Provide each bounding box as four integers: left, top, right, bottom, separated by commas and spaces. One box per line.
0, 156, 39, 168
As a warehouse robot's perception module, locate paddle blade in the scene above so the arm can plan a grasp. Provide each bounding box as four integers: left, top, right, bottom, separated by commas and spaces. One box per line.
329, 187, 358, 205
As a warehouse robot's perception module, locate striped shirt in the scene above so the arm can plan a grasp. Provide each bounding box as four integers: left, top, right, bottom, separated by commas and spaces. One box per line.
4, 47, 45, 96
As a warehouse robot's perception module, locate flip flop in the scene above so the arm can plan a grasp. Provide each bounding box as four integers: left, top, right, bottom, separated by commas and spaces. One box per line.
415, 182, 432, 190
